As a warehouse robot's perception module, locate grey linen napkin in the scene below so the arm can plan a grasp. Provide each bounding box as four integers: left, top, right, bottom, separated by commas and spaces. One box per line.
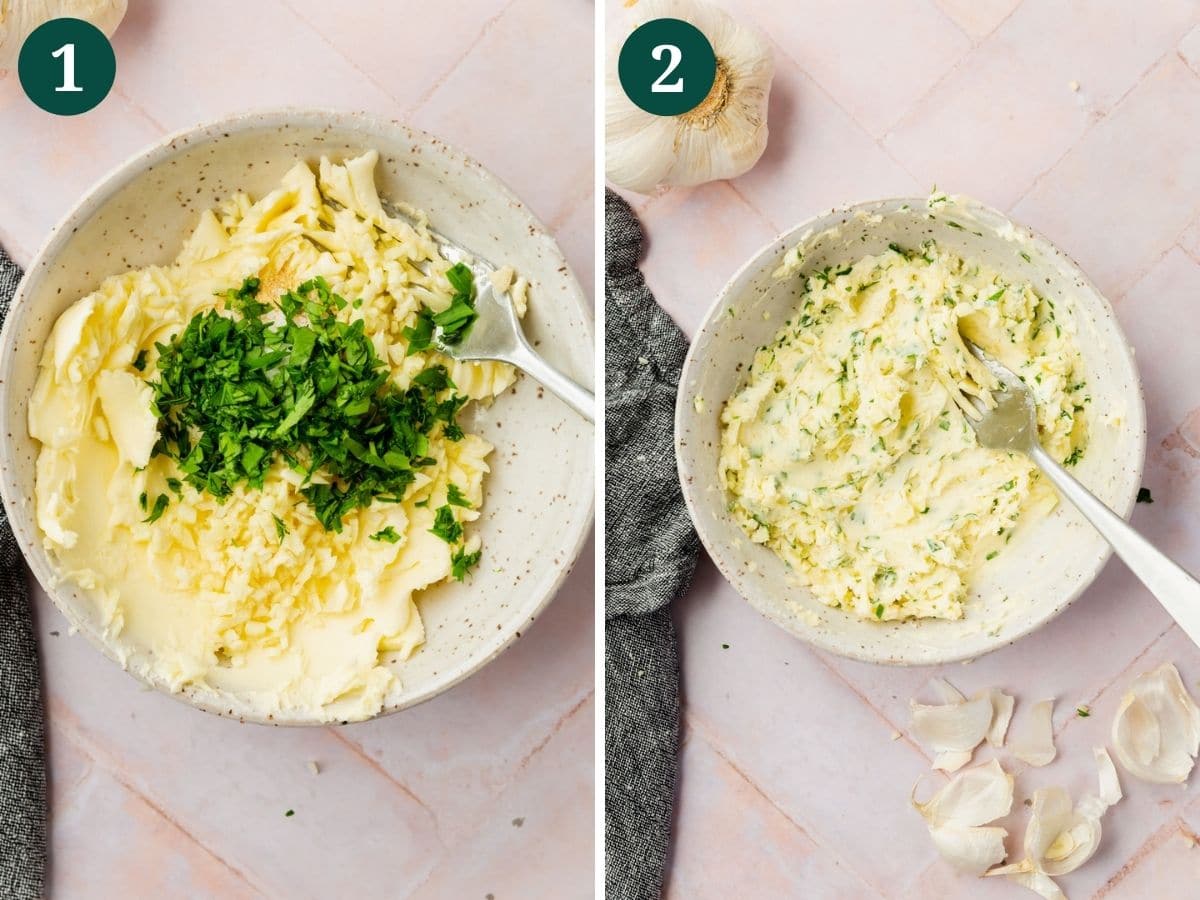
605, 189, 700, 900
0, 247, 47, 900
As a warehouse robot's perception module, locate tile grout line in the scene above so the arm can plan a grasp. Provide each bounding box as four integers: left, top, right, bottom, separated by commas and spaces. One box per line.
762, 34, 930, 190
46, 700, 270, 898
809, 648, 934, 764
1180, 46, 1200, 81
546, 162, 596, 232
927, 0, 973, 44
683, 710, 888, 899
1178, 237, 1200, 267
1009, 45, 1183, 213
931, 0, 1024, 45
275, 0, 419, 115
1056, 622, 1180, 746
1094, 815, 1190, 898
407, 0, 519, 116
324, 727, 446, 843
110, 85, 167, 134
405, 692, 595, 898
722, 180, 782, 236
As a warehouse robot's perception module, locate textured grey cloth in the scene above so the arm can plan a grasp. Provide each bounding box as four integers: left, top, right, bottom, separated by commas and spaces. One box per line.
0, 247, 46, 900
605, 190, 700, 900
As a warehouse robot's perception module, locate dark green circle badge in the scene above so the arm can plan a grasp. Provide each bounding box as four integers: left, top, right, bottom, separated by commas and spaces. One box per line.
618, 18, 717, 117
18, 18, 116, 116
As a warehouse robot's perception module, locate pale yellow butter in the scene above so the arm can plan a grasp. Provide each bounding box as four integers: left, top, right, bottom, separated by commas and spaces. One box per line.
29, 151, 516, 721
720, 244, 1087, 622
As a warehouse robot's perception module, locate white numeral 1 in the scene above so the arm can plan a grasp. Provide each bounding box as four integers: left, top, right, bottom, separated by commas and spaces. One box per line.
52, 43, 84, 93
650, 44, 684, 93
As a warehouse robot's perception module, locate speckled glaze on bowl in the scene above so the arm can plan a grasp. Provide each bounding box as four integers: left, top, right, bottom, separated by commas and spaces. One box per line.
676, 197, 1145, 666
0, 109, 594, 723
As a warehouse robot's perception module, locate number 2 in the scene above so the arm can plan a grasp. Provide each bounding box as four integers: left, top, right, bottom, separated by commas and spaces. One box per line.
650, 44, 683, 93
52, 43, 83, 93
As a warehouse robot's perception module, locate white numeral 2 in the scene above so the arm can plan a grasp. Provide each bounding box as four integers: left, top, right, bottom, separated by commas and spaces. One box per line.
650, 44, 683, 93
52, 43, 84, 93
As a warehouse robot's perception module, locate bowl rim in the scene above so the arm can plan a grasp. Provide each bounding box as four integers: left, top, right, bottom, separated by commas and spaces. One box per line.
0, 106, 595, 724
675, 194, 1147, 666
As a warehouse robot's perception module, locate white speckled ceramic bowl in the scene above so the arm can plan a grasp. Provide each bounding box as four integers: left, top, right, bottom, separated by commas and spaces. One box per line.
0, 110, 593, 723
676, 197, 1145, 665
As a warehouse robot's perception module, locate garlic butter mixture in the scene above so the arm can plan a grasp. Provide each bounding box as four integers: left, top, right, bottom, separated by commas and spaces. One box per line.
30, 151, 525, 721
719, 243, 1088, 622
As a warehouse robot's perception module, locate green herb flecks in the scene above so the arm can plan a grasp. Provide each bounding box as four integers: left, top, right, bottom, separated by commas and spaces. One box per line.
430, 504, 463, 544
273, 514, 288, 543
148, 276, 468, 532
401, 262, 478, 355
370, 526, 401, 543
1137, 487, 1153, 504
450, 546, 482, 581
446, 483, 472, 508
142, 493, 169, 524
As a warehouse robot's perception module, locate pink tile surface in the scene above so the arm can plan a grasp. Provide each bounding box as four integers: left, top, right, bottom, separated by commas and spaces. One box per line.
0, 2, 594, 897
609, 0, 1200, 895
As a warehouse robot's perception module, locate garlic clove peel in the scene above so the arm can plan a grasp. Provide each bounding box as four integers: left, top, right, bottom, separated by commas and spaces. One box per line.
1011, 698, 1057, 767
1111, 662, 1200, 784
911, 693, 992, 770
986, 689, 1015, 748
913, 759, 1013, 875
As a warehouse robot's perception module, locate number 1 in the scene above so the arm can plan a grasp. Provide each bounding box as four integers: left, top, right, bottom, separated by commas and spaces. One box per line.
650, 44, 683, 93
52, 43, 83, 93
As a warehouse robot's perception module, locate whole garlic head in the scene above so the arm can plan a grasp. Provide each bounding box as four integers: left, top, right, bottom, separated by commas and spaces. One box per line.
606, 0, 773, 194
0, 0, 127, 71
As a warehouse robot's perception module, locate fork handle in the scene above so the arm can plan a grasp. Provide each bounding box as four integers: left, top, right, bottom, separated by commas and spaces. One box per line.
506, 342, 595, 423
1029, 444, 1200, 648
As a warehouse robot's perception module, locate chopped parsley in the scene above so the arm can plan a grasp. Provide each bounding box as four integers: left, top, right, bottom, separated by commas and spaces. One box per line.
986, 550, 999, 560
401, 262, 478, 354
273, 514, 288, 543
450, 546, 482, 581
1076, 706, 1090, 718
446, 483, 472, 508
370, 526, 401, 543
1137, 487, 1153, 504
147, 276, 468, 532
142, 493, 169, 524
874, 603, 885, 620
285, 809, 295, 818
430, 504, 463, 544
133, 349, 148, 371
1064, 447, 1083, 467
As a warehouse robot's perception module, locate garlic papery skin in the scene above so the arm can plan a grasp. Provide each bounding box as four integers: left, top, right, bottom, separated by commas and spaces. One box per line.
1011, 698, 1057, 767
0, 0, 127, 70
912, 759, 1013, 875
1111, 662, 1200, 784
911, 693, 992, 772
987, 748, 1122, 899
606, 0, 773, 194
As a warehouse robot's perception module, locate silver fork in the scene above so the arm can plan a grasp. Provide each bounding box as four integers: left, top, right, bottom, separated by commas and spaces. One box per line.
384, 202, 594, 422
961, 340, 1200, 648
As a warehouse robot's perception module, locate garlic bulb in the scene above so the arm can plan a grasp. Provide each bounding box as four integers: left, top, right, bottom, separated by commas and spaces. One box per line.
0, 0, 127, 70
1111, 662, 1200, 783
606, 0, 773, 194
